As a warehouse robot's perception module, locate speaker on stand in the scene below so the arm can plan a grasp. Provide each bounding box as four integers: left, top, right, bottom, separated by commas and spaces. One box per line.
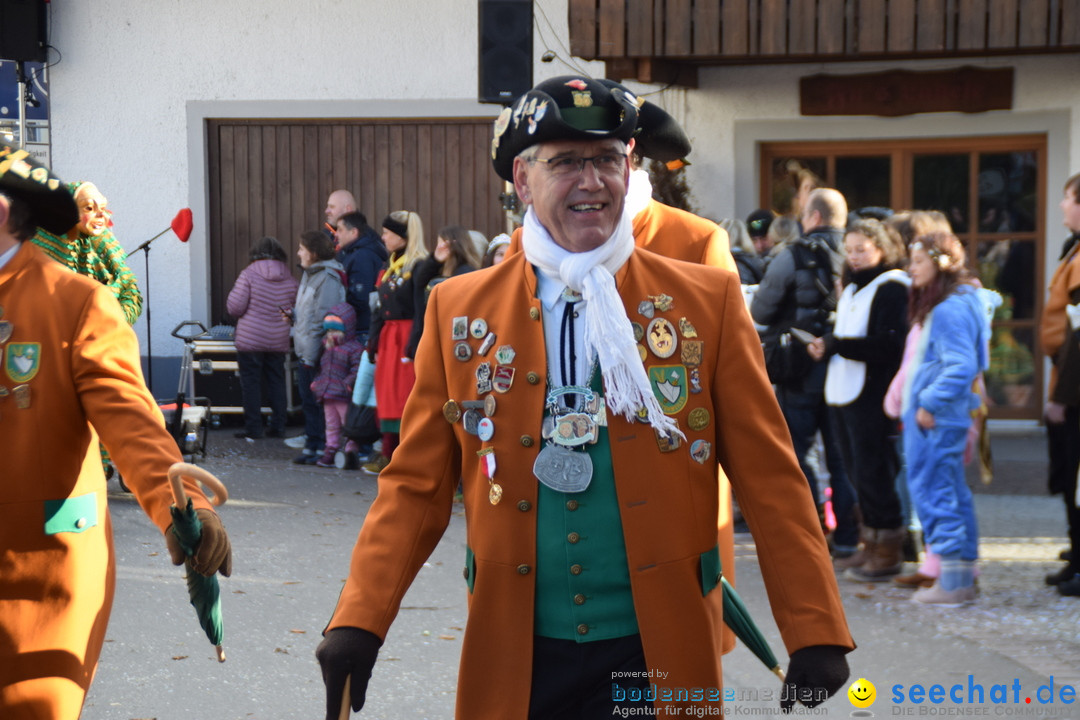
478, 0, 533, 106
0, 0, 47, 63
1, 0, 48, 149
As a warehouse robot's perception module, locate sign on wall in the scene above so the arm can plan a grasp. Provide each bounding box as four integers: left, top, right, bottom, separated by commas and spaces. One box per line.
0, 59, 50, 163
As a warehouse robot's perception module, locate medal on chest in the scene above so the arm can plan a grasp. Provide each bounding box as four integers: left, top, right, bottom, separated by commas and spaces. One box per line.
533, 384, 604, 494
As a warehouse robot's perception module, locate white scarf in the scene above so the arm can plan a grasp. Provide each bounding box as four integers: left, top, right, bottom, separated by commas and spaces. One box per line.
522, 207, 683, 439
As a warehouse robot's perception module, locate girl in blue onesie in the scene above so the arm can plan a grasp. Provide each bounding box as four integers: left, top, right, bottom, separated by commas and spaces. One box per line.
899, 232, 998, 607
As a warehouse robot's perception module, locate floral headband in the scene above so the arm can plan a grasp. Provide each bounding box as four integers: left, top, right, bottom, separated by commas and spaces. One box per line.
910, 240, 956, 271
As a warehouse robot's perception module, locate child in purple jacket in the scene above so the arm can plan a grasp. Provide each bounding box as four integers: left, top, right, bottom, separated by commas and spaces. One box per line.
311, 302, 366, 467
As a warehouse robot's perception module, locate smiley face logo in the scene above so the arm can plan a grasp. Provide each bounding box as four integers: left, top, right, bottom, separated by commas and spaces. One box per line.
847, 677, 876, 708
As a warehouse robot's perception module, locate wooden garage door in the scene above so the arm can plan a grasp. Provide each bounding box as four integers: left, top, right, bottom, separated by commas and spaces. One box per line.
206, 118, 507, 324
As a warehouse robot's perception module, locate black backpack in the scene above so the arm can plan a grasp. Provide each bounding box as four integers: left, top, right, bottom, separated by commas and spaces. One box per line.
761, 240, 838, 384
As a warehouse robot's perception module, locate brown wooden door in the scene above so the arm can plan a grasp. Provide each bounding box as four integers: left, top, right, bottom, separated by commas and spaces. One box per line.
761, 135, 1047, 419
207, 117, 506, 325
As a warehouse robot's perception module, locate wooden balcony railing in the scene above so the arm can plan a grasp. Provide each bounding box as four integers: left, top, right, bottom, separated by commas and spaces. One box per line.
569, 0, 1080, 85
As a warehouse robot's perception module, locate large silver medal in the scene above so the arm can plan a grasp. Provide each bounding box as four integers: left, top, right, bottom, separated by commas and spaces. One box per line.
533, 444, 593, 493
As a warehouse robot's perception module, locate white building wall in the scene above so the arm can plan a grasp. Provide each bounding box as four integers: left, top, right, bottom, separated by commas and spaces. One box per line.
45, 0, 1079, 373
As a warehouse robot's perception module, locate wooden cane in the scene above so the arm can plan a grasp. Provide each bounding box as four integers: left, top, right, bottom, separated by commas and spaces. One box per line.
167, 462, 229, 661
339, 675, 352, 720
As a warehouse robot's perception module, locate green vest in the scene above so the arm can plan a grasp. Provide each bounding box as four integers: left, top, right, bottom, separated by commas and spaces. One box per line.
534, 399, 639, 642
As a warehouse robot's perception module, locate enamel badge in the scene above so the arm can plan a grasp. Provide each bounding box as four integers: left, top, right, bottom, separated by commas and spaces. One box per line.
5, 342, 40, 383
648, 365, 688, 415
646, 318, 677, 359
492, 366, 515, 393
451, 316, 469, 340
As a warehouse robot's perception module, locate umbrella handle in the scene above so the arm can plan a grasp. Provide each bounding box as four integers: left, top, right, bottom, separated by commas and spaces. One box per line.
339, 675, 351, 720
168, 462, 228, 508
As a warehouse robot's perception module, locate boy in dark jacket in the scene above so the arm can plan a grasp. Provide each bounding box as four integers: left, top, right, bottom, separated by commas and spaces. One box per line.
312, 302, 366, 467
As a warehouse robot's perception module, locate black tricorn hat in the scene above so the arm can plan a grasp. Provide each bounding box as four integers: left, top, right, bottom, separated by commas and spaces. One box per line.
0, 142, 78, 234
596, 79, 691, 163
490, 75, 640, 182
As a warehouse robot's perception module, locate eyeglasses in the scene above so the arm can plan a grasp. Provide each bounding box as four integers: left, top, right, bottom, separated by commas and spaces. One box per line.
530, 152, 628, 178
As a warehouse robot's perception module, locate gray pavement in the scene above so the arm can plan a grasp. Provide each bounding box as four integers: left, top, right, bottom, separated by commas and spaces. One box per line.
81, 425, 1079, 719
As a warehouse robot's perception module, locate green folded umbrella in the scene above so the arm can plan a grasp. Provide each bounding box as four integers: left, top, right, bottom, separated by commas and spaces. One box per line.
168, 463, 228, 662
722, 577, 785, 680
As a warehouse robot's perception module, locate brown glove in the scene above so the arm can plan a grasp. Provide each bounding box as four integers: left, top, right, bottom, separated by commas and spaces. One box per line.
166, 508, 233, 577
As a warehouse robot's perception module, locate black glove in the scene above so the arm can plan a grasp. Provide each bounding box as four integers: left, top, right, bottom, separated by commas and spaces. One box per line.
780, 644, 850, 712
166, 508, 233, 577
316, 626, 382, 720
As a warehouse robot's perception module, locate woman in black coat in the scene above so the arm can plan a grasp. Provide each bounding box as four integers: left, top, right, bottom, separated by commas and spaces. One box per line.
809, 218, 910, 582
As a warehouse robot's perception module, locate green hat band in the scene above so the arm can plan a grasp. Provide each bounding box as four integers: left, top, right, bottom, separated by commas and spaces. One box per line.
561, 106, 615, 133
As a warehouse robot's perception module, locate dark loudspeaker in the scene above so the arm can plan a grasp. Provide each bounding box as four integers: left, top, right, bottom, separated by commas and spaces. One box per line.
0, 0, 46, 63
478, 0, 532, 105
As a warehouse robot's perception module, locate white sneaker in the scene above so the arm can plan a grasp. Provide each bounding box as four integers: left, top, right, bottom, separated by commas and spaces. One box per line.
284, 434, 307, 449
912, 581, 975, 607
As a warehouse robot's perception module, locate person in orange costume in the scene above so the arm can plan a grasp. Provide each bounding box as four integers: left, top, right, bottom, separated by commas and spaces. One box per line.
504, 81, 743, 652
0, 144, 232, 720
318, 76, 852, 719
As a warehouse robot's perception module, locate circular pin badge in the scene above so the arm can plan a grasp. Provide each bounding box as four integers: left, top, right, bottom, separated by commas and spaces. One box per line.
477, 417, 495, 442
443, 400, 462, 424
688, 407, 710, 432
646, 317, 678, 359
470, 318, 488, 339
484, 394, 497, 417
637, 344, 648, 362
690, 439, 712, 464
631, 322, 644, 342
454, 341, 473, 362
463, 409, 482, 435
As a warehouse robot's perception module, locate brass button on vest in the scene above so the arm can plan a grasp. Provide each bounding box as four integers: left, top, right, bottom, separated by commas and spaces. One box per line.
517, 500, 532, 512
520, 435, 535, 447
567, 532, 580, 544
529, 306, 540, 321
570, 563, 583, 575
565, 500, 579, 511
526, 372, 540, 385
573, 593, 586, 605
576, 623, 589, 635
517, 564, 531, 575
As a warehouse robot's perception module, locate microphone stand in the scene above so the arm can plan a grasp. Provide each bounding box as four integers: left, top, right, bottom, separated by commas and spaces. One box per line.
130, 226, 173, 394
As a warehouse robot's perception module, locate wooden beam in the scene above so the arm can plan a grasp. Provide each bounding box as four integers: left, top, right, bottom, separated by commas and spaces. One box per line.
599, 0, 626, 56
987, 0, 1019, 48
917, 0, 947, 51
857, 0, 887, 53
626, 0, 655, 55
888, 0, 917, 52
568, 0, 598, 58
759, 0, 788, 55
695, 0, 721, 55
722, 0, 750, 56
1019, 0, 1050, 47
957, 0, 988, 50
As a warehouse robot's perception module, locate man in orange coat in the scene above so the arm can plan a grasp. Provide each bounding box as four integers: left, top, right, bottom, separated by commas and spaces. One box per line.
318, 76, 852, 719
0, 145, 232, 719
504, 86, 743, 648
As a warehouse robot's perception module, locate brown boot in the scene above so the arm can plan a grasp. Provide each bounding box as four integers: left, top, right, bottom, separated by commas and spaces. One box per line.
893, 571, 936, 588
845, 527, 905, 581
835, 527, 874, 570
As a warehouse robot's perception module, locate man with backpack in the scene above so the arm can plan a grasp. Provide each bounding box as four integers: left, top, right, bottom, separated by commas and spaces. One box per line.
751, 188, 859, 558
